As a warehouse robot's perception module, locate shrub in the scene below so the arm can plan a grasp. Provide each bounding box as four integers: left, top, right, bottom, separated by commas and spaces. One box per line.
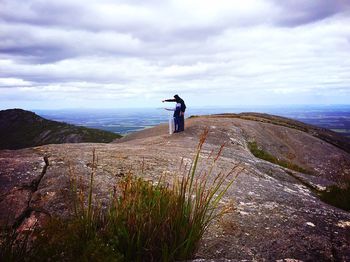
105, 131, 239, 261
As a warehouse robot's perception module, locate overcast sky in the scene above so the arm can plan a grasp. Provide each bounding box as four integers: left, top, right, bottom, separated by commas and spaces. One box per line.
1, 0, 350, 109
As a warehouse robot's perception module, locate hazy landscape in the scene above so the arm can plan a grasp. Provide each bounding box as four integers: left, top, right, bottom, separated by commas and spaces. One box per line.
36, 105, 350, 138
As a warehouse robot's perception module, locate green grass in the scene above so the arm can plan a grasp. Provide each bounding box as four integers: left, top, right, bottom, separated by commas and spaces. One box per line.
247, 141, 311, 174
319, 180, 350, 211
1, 129, 239, 261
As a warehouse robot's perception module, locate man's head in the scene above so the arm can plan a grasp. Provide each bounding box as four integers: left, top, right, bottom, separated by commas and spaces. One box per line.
174, 94, 180, 102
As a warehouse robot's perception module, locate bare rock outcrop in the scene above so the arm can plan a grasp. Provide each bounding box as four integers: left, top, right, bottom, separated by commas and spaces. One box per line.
0, 115, 349, 261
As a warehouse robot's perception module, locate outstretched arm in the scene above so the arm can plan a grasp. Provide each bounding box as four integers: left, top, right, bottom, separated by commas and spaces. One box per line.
162, 98, 176, 102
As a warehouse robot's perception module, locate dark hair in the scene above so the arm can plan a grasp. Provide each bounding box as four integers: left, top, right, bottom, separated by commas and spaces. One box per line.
174, 94, 180, 102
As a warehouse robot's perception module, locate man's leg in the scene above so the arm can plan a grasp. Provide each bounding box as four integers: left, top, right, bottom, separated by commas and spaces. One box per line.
179, 115, 184, 131
174, 117, 179, 132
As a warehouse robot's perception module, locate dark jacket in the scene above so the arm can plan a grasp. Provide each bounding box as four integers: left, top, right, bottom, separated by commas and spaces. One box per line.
164, 96, 186, 113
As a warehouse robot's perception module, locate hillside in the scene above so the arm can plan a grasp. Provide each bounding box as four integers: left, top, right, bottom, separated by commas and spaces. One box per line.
0, 114, 349, 260
212, 112, 350, 154
0, 109, 121, 149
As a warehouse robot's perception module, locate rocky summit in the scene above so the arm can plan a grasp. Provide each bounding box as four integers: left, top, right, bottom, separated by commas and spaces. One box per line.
0, 113, 349, 261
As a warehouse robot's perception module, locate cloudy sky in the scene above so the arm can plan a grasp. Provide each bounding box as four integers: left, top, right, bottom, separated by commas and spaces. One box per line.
1, 0, 350, 109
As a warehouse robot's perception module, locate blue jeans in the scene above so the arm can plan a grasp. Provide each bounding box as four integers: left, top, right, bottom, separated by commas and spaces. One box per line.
174, 116, 180, 132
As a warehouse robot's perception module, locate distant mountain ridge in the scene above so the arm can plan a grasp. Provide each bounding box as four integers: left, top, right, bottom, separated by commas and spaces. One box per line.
0, 109, 121, 149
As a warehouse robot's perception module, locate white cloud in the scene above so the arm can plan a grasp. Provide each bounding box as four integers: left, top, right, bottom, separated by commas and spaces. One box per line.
0, 77, 32, 87
0, 0, 350, 108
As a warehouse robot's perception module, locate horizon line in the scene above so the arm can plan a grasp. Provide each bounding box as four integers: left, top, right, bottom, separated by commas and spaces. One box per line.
2, 104, 350, 111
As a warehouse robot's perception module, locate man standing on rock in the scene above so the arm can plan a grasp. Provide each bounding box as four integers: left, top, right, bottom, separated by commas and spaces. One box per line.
162, 94, 186, 132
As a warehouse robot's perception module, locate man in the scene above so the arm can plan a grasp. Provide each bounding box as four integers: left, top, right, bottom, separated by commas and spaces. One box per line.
162, 94, 186, 132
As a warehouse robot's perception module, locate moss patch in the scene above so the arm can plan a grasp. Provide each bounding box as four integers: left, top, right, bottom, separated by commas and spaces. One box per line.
319, 181, 350, 211
247, 141, 311, 174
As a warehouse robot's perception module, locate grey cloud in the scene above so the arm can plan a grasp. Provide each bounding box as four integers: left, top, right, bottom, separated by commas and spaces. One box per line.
0, 0, 157, 34
271, 0, 350, 26
0, 22, 77, 63
0, 0, 273, 64
0, 44, 74, 64
0, 20, 145, 63
1, 0, 270, 42
0, 1, 87, 28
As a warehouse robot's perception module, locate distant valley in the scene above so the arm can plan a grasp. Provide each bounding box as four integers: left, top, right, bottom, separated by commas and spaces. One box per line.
35, 105, 350, 138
